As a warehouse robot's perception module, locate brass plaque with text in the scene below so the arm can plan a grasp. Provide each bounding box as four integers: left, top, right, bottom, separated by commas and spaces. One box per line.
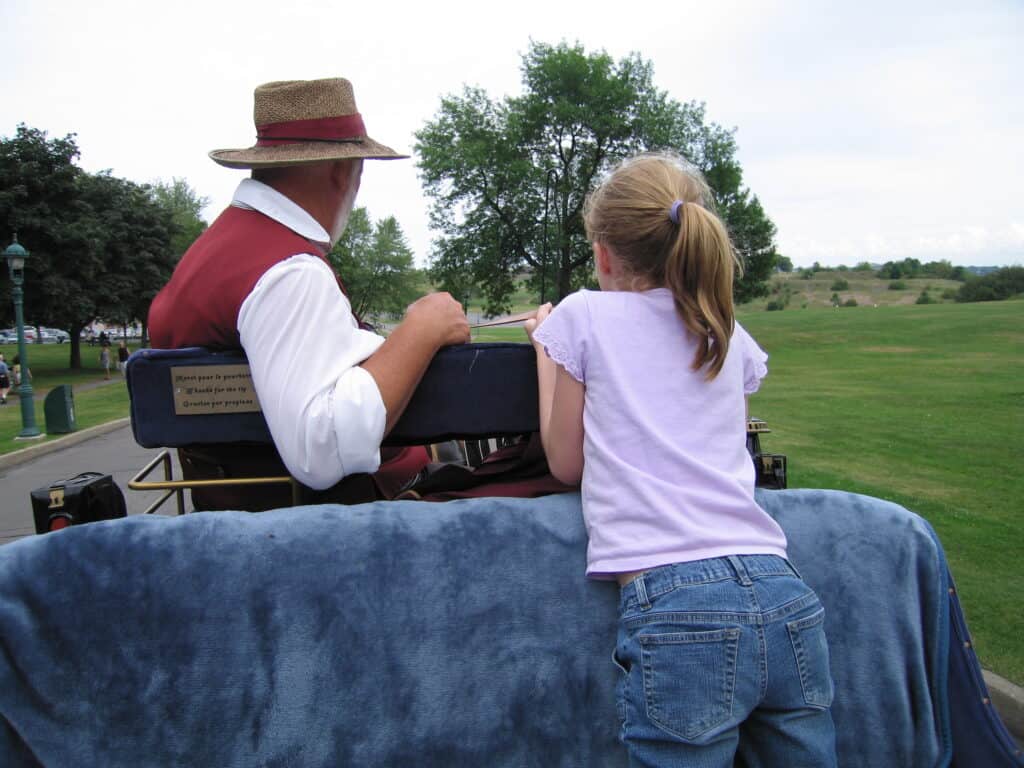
171, 365, 263, 415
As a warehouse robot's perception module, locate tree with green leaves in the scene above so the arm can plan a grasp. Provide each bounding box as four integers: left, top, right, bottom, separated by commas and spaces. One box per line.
0, 125, 81, 329
416, 41, 779, 314
0, 125, 179, 366
150, 177, 209, 258
955, 266, 1024, 303
328, 208, 421, 324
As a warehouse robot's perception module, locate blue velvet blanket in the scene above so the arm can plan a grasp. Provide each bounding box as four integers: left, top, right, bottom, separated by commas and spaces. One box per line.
0, 490, 950, 767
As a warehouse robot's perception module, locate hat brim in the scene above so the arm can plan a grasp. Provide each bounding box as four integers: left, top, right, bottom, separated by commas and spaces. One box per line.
209, 136, 408, 168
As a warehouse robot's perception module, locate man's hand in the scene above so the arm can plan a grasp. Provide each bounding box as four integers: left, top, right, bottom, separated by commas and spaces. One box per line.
405, 292, 470, 349
361, 292, 468, 435
523, 303, 552, 347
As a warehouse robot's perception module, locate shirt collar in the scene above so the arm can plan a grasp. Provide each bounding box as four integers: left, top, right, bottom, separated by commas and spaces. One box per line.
231, 178, 331, 248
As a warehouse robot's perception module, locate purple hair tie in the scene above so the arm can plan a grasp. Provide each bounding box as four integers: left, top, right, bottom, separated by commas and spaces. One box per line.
669, 199, 685, 225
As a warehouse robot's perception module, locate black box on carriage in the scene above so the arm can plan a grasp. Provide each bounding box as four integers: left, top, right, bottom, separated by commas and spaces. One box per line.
31, 472, 127, 534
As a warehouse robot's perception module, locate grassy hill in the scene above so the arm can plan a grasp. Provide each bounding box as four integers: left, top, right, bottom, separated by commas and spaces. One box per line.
748, 268, 964, 310
478, 299, 1024, 683
461, 267, 966, 319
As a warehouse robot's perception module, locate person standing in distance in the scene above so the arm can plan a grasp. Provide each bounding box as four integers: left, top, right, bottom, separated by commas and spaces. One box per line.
149, 78, 469, 509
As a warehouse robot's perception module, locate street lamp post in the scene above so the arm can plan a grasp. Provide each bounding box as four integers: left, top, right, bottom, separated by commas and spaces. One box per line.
541, 169, 558, 304
4, 235, 42, 439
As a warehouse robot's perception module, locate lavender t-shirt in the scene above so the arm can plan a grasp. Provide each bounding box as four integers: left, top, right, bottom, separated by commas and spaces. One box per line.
533, 288, 787, 579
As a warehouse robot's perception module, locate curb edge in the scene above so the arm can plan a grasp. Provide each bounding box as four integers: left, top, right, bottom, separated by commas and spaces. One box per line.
0, 418, 131, 471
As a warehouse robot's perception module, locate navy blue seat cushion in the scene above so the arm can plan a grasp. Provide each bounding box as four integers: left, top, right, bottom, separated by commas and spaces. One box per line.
0, 490, 955, 767
126, 343, 540, 449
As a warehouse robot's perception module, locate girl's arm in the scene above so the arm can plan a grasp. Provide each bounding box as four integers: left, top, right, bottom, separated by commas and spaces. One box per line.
542, 363, 584, 485
525, 305, 585, 486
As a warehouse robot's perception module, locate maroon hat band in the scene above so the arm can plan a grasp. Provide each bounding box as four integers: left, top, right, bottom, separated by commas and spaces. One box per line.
255, 114, 367, 146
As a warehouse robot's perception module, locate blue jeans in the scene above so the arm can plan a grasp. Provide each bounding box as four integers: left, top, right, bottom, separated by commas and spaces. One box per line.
614, 555, 837, 767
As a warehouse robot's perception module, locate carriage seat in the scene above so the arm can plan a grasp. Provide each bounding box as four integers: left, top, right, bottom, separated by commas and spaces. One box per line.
125, 343, 543, 509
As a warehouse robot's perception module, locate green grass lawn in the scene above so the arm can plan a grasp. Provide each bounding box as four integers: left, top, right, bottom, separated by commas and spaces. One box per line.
0, 342, 132, 454
739, 300, 1023, 684
478, 301, 1024, 684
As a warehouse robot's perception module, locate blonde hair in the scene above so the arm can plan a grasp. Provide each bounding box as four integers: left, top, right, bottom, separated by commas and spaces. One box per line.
583, 152, 740, 379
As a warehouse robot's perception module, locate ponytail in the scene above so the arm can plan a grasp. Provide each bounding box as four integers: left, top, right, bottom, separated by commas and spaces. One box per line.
584, 152, 740, 380
665, 200, 739, 380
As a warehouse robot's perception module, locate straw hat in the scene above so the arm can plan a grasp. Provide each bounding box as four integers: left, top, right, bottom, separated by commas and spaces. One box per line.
209, 78, 408, 168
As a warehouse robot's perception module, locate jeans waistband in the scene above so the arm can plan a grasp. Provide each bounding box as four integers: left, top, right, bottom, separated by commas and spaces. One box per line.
619, 554, 800, 611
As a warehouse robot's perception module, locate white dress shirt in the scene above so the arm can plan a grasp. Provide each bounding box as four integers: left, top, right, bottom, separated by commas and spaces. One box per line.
233, 179, 387, 489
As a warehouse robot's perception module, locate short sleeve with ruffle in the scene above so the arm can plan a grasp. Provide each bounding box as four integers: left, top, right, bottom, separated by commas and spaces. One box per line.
531, 291, 589, 383
734, 322, 768, 395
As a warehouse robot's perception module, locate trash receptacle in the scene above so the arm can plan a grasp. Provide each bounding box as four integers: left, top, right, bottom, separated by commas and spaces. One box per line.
44, 384, 77, 434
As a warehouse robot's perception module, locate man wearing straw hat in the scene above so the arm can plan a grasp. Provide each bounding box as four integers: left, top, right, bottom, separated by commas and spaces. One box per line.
149, 78, 470, 510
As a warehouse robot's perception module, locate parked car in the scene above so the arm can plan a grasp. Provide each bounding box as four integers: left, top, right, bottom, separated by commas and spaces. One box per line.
41, 327, 69, 343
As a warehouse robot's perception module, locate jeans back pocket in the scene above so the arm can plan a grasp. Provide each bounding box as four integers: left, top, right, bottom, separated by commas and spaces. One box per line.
639, 627, 740, 740
787, 607, 834, 708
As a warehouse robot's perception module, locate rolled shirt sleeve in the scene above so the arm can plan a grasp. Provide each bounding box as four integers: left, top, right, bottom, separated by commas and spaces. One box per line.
238, 254, 387, 489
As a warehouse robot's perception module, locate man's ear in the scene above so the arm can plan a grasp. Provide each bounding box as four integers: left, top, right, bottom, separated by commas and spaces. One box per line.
593, 242, 614, 276
328, 160, 351, 192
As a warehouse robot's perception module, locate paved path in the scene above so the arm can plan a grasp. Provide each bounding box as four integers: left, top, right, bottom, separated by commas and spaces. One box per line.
0, 423, 181, 544
5, 373, 125, 402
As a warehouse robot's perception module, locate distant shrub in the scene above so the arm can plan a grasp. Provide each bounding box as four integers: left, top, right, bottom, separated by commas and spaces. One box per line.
916, 291, 936, 304
941, 288, 958, 300
853, 261, 874, 272
799, 268, 813, 280
888, 280, 907, 290
831, 279, 849, 291
766, 300, 785, 311
877, 258, 923, 279
837, 264, 849, 272
955, 267, 1024, 303
843, 298, 858, 307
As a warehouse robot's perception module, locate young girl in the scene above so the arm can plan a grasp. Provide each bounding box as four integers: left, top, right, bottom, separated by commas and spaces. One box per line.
526, 153, 836, 767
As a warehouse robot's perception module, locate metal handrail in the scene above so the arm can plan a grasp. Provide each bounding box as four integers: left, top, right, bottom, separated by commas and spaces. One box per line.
128, 449, 301, 514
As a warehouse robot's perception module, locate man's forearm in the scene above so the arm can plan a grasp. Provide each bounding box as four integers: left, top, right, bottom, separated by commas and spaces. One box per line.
360, 322, 440, 436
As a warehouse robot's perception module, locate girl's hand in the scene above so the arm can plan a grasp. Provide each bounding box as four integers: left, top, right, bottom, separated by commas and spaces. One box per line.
523, 303, 553, 345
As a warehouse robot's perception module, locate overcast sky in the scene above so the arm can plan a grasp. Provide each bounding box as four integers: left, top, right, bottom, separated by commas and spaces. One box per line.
2, 0, 1021, 268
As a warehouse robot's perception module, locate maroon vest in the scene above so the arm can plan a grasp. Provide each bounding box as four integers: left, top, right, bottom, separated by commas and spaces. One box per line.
149, 206, 332, 349
148, 205, 429, 508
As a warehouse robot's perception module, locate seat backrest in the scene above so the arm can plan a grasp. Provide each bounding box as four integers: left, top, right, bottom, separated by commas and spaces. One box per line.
126, 343, 541, 449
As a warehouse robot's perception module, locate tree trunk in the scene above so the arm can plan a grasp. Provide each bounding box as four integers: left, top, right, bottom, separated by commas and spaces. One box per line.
557, 247, 573, 300
141, 321, 149, 349
69, 324, 83, 370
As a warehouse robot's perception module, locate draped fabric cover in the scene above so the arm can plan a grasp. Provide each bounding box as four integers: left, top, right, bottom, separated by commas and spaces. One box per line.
0, 490, 956, 767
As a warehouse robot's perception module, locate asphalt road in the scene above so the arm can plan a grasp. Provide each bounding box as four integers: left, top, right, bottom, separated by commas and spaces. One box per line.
0, 424, 182, 544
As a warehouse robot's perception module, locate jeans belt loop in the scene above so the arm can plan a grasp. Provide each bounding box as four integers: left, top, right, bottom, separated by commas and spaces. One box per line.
634, 573, 651, 611
726, 555, 754, 586
786, 557, 804, 581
